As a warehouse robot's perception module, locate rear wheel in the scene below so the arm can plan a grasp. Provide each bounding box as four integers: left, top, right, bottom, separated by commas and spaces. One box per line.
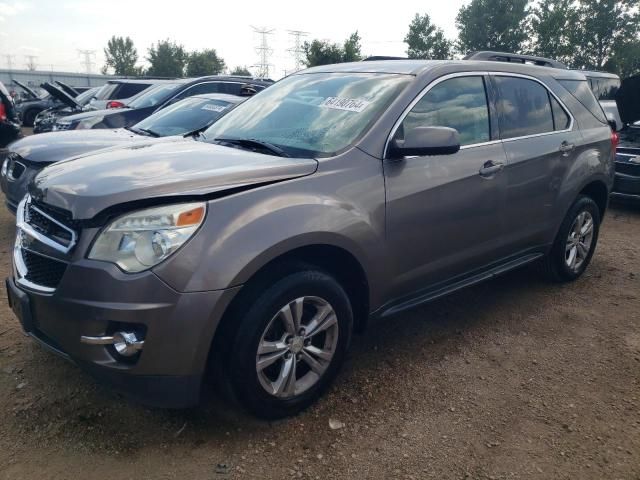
22, 109, 38, 127
225, 269, 353, 419
541, 195, 601, 282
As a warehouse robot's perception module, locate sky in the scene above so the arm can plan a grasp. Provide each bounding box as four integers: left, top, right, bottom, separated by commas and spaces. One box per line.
0, 0, 469, 79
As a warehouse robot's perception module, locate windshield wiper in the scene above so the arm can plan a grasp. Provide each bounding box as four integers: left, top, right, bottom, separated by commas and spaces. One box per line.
135, 127, 160, 137
214, 137, 290, 157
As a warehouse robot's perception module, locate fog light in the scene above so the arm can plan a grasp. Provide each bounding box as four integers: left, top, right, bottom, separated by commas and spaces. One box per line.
80, 331, 144, 357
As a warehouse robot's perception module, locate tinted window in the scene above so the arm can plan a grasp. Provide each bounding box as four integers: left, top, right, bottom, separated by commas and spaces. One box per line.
398, 76, 490, 146
203, 73, 411, 157
128, 83, 181, 109
93, 83, 118, 100
134, 97, 237, 136
558, 79, 607, 123
550, 95, 571, 130
177, 82, 226, 99
588, 77, 620, 101
495, 77, 554, 139
115, 83, 150, 99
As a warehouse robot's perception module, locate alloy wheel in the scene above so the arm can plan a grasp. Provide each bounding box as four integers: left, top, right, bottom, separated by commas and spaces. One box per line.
565, 210, 594, 272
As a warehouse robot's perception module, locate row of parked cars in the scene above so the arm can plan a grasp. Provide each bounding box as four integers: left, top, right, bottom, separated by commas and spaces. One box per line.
0, 52, 638, 418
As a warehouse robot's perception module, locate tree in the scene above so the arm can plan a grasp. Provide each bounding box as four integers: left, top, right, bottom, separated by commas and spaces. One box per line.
230, 66, 252, 76
343, 31, 363, 62
303, 31, 363, 67
186, 49, 226, 76
404, 13, 452, 59
146, 39, 187, 77
103, 36, 139, 76
570, 0, 639, 70
529, 0, 578, 65
605, 38, 640, 77
456, 0, 530, 54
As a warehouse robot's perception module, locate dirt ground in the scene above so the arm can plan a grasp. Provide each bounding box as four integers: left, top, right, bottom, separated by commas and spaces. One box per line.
0, 193, 638, 480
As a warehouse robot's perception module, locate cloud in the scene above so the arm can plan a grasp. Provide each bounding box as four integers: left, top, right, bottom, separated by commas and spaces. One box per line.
0, 1, 30, 22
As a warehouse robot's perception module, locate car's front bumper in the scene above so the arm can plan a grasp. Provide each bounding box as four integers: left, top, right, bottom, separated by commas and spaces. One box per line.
612, 152, 640, 200
6, 261, 241, 408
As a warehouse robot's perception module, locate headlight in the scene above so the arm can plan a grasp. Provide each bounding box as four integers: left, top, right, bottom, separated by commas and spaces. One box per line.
88, 202, 207, 273
1, 157, 8, 177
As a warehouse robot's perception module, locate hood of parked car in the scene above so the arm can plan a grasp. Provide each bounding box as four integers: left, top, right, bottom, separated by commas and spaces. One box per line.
41, 82, 81, 110
13, 80, 39, 100
30, 140, 319, 220
616, 75, 640, 126
9, 129, 147, 165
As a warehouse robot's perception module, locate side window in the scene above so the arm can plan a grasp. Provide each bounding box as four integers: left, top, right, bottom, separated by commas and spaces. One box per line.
398, 76, 490, 146
116, 83, 149, 99
550, 94, 570, 130
558, 79, 607, 123
494, 76, 554, 139
175, 83, 221, 100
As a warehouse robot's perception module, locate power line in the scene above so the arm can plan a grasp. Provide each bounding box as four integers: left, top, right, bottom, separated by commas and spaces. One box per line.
24, 55, 38, 71
251, 26, 274, 79
77, 49, 96, 74
287, 30, 308, 73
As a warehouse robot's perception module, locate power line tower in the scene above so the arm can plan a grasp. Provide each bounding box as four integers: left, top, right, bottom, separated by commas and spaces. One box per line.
287, 30, 308, 73
251, 26, 274, 78
25, 55, 38, 71
77, 49, 96, 74
4, 54, 16, 70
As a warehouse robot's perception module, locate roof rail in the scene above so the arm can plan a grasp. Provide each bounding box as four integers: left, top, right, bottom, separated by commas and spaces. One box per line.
362, 56, 408, 61
463, 51, 568, 70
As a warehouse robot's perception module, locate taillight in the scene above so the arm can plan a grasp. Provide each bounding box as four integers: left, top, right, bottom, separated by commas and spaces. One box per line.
611, 130, 620, 150
106, 100, 125, 109
0, 102, 6, 121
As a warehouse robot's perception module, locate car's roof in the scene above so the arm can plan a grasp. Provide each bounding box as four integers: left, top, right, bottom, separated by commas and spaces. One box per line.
192, 93, 244, 103
299, 59, 588, 80
106, 79, 174, 85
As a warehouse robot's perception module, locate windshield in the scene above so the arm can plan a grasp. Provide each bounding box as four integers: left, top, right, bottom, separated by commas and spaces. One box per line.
75, 88, 97, 106
202, 73, 410, 157
133, 96, 238, 137
128, 83, 181, 109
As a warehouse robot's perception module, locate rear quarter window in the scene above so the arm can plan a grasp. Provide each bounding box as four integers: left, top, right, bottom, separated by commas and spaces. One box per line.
115, 83, 150, 99
558, 80, 607, 123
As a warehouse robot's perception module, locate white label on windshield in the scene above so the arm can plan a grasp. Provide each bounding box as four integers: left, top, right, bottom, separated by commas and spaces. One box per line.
202, 104, 228, 112
320, 97, 371, 113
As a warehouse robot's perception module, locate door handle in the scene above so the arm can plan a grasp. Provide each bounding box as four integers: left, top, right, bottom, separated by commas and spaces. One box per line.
479, 160, 504, 178
559, 141, 575, 156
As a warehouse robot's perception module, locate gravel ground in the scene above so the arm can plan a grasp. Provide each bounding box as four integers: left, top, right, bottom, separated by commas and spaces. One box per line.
0, 193, 638, 480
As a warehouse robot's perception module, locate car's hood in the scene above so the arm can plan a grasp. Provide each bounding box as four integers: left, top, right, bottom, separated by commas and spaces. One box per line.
9, 128, 149, 164
616, 75, 640, 125
61, 107, 116, 123
13, 80, 39, 100
30, 140, 318, 220
41, 82, 81, 109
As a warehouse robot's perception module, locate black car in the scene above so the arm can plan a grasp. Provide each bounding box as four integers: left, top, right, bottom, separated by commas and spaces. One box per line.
33, 86, 100, 134
1, 93, 244, 212
611, 75, 640, 202
13, 80, 58, 127
53, 76, 272, 132
0, 81, 22, 148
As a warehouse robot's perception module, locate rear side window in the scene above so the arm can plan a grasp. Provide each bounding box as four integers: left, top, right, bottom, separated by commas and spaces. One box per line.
494, 76, 554, 139
94, 83, 117, 100
558, 79, 607, 123
398, 76, 490, 146
114, 83, 150, 99
550, 95, 571, 130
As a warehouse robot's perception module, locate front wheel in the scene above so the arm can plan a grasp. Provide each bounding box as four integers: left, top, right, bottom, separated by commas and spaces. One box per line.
541, 195, 601, 282
226, 269, 353, 419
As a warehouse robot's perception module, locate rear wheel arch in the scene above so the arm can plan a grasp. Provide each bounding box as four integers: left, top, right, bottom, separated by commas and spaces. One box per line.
578, 180, 609, 220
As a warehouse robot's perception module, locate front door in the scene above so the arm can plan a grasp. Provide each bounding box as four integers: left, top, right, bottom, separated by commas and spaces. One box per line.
384, 75, 508, 301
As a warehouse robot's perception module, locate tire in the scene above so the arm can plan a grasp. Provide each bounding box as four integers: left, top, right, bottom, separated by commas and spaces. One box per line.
22, 109, 38, 127
541, 195, 601, 282
225, 268, 353, 419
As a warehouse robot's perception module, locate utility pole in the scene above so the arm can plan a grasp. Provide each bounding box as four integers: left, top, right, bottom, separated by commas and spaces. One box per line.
287, 30, 308, 73
251, 26, 274, 79
77, 49, 96, 74
4, 54, 16, 70
25, 55, 38, 71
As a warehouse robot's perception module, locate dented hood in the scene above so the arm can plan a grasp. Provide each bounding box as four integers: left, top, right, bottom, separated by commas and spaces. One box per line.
30, 140, 318, 220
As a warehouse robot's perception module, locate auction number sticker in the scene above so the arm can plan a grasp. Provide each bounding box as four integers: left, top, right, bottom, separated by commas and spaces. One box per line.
202, 104, 228, 112
321, 97, 371, 113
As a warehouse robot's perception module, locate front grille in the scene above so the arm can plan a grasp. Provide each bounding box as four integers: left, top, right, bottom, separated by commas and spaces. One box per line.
6, 153, 26, 180
25, 202, 75, 247
615, 159, 640, 177
54, 123, 71, 131
21, 249, 68, 289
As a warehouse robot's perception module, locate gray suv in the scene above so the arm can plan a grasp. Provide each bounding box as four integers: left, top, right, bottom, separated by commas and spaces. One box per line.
5, 60, 615, 418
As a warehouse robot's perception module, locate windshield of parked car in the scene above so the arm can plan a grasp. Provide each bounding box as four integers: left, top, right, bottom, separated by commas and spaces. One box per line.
127, 83, 181, 109
202, 73, 411, 157
133, 96, 239, 137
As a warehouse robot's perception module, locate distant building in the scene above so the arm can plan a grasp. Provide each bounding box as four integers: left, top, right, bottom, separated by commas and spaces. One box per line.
0, 68, 114, 92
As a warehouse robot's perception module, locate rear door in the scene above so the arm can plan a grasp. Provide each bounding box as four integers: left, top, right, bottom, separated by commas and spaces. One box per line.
384, 74, 509, 298
493, 74, 581, 252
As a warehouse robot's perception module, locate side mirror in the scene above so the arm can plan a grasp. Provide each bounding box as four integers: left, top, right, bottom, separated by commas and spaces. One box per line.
606, 112, 621, 132
389, 126, 461, 159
